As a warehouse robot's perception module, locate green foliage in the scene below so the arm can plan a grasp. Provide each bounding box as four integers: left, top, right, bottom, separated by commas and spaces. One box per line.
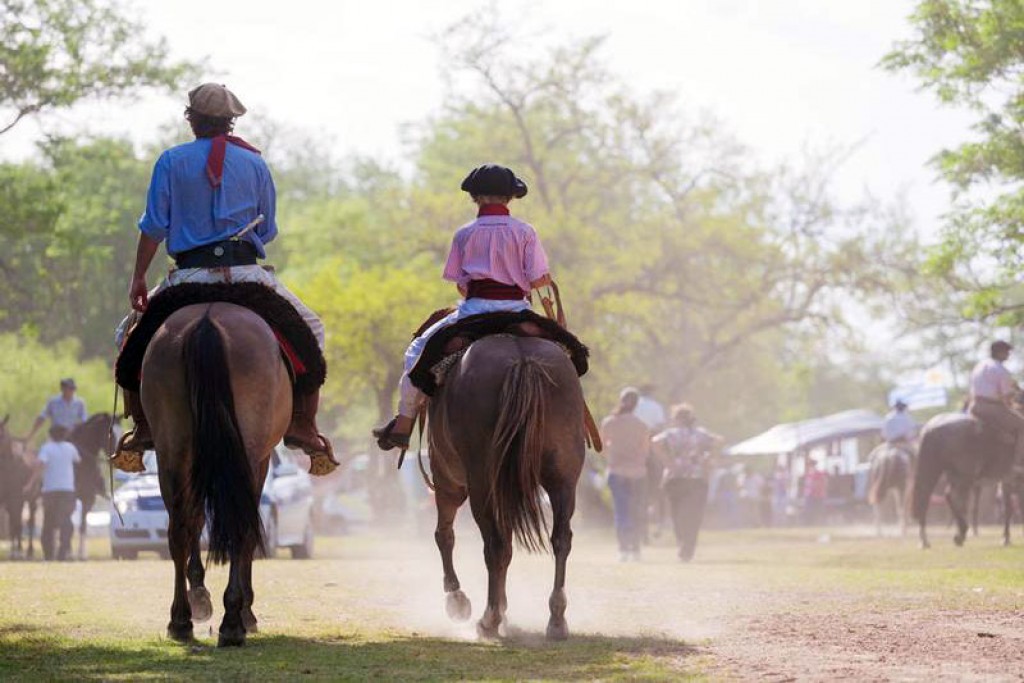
0, 332, 113, 436
884, 0, 1024, 319
0, 0, 199, 135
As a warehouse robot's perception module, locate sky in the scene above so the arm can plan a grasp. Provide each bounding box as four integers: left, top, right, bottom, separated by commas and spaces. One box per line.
3, 0, 976, 242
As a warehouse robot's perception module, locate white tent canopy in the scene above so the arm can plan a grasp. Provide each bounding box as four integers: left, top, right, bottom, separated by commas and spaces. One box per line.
726, 409, 883, 457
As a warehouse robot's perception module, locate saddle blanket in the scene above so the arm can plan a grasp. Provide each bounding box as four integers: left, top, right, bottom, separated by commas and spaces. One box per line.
115, 282, 326, 394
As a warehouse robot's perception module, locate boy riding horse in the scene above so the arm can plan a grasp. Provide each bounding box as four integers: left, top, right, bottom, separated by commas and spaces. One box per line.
373, 164, 552, 450
111, 83, 337, 476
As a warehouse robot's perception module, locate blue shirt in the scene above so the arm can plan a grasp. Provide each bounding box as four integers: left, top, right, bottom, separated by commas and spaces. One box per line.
138, 138, 278, 257
40, 395, 87, 430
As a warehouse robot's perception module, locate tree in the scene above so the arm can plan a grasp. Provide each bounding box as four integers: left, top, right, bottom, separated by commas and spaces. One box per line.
883, 0, 1024, 320
1, 0, 198, 135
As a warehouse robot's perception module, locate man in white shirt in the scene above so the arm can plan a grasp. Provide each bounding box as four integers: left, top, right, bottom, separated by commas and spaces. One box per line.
35, 425, 81, 561
969, 340, 1024, 464
881, 400, 918, 450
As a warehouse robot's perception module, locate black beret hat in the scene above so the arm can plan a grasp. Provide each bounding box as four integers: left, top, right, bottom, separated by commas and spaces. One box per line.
460, 164, 528, 198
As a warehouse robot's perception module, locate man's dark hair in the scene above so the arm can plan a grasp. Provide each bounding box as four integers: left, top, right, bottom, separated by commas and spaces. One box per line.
991, 340, 1013, 358
185, 107, 234, 138
49, 424, 68, 441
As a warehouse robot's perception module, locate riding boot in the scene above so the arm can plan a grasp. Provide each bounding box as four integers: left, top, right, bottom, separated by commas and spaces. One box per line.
110, 389, 150, 473
284, 389, 339, 476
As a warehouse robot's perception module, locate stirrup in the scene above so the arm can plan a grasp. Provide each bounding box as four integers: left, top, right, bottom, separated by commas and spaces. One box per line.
285, 433, 339, 476
372, 418, 411, 452
110, 433, 146, 473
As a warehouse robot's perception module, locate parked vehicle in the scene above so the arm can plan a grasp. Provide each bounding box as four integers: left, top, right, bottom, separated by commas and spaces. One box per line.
110, 447, 314, 560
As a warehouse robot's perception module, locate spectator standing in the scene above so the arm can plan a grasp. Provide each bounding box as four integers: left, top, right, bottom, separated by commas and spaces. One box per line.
652, 404, 721, 561
803, 459, 829, 526
35, 425, 80, 561
600, 388, 651, 561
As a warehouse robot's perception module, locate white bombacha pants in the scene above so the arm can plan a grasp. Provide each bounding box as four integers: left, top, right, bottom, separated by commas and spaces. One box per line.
396, 297, 530, 417
115, 265, 324, 350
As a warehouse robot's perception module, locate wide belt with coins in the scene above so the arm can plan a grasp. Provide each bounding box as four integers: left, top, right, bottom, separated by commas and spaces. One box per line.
174, 240, 258, 269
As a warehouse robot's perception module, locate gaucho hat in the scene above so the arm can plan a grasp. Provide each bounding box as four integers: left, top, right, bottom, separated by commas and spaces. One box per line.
461, 164, 528, 198
188, 83, 247, 118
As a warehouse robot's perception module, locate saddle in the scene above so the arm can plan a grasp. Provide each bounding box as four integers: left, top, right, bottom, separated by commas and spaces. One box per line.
115, 282, 326, 394
407, 309, 589, 396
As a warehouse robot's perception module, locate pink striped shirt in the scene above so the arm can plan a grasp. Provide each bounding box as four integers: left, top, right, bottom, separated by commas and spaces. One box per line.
442, 212, 550, 294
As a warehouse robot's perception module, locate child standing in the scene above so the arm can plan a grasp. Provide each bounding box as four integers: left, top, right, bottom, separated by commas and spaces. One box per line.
374, 164, 552, 450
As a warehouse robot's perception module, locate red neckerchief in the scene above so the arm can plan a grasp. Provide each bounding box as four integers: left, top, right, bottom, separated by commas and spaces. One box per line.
206, 135, 261, 188
477, 204, 510, 216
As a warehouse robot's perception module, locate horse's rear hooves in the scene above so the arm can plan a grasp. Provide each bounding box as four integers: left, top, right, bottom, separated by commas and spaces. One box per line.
167, 622, 194, 643
188, 587, 213, 623
546, 618, 569, 641
445, 590, 472, 622
476, 619, 504, 640
217, 630, 246, 647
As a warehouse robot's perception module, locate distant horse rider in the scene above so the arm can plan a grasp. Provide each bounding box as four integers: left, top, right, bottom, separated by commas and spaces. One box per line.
25, 378, 86, 444
968, 340, 1024, 470
373, 164, 553, 450
110, 83, 337, 475
880, 399, 917, 459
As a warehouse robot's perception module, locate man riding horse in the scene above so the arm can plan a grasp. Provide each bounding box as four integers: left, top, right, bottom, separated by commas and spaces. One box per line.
968, 340, 1024, 471
880, 399, 917, 460
111, 83, 337, 476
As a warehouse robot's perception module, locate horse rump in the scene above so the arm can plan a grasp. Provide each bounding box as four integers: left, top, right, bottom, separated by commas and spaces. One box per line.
488, 356, 553, 553
183, 313, 264, 564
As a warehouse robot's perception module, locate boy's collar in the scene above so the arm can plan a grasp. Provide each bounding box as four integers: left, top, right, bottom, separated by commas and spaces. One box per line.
477, 204, 510, 216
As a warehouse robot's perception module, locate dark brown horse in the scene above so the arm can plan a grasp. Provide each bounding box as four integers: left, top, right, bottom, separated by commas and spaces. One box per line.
0, 416, 39, 559
867, 442, 913, 537
427, 335, 585, 640
910, 412, 1017, 548
143, 302, 290, 646
70, 413, 117, 560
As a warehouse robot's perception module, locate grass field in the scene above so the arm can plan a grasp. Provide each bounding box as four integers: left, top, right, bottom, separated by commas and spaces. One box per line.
1, 523, 1023, 680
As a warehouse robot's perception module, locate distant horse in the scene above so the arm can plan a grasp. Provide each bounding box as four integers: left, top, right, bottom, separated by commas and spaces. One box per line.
866, 442, 913, 537
427, 335, 585, 640
143, 303, 290, 646
0, 415, 39, 559
69, 413, 117, 560
910, 412, 1017, 548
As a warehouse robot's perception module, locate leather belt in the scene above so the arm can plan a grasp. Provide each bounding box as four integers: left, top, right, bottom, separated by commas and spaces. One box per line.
174, 240, 258, 269
465, 278, 527, 300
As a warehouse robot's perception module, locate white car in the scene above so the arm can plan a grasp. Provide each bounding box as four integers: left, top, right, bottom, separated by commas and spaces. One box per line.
110, 448, 315, 560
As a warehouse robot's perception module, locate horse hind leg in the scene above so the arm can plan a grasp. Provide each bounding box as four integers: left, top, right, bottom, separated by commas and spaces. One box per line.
77, 497, 90, 561
435, 488, 471, 622
946, 484, 970, 547
544, 481, 576, 641
474, 513, 511, 639
186, 536, 213, 623
166, 515, 196, 642
241, 553, 258, 634
218, 548, 249, 647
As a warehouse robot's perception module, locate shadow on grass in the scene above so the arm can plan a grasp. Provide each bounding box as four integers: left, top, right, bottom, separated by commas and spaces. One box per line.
0, 623, 701, 681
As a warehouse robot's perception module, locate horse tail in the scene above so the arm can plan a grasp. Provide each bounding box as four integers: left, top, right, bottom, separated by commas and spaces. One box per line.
910, 430, 943, 523
488, 357, 553, 553
183, 312, 264, 565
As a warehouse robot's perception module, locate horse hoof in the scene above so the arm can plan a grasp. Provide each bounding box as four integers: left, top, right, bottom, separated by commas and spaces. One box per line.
920, 541, 931, 550
217, 629, 246, 647
546, 618, 569, 641
445, 590, 472, 622
242, 609, 258, 634
188, 587, 213, 623
166, 622, 194, 643
1003, 539, 1012, 547
954, 535, 965, 547
476, 619, 503, 640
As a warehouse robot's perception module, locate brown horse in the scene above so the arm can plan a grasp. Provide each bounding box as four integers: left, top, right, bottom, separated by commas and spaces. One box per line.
70, 413, 118, 560
867, 442, 913, 537
0, 416, 39, 559
910, 412, 1017, 548
143, 302, 291, 646
427, 335, 585, 640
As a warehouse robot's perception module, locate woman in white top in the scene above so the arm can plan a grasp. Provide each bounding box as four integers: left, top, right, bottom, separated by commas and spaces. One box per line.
35, 424, 80, 561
